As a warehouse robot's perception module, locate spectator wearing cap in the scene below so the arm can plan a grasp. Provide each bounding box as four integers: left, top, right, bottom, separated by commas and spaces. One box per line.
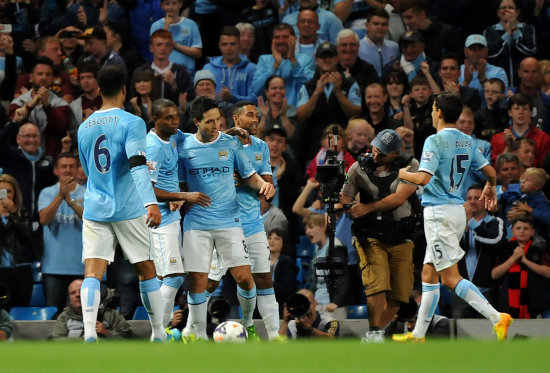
483, 0, 537, 88
179, 69, 233, 133
358, 8, 401, 79
282, 0, 344, 44
391, 30, 439, 83
459, 34, 509, 98
296, 41, 362, 167
400, 0, 460, 62
341, 128, 418, 343
252, 23, 314, 108
264, 124, 304, 244
80, 25, 127, 76
130, 29, 193, 110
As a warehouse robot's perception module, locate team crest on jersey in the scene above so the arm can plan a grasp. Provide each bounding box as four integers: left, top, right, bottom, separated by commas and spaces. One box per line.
218, 149, 228, 160
170, 257, 177, 264
255, 153, 263, 162
422, 151, 434, 162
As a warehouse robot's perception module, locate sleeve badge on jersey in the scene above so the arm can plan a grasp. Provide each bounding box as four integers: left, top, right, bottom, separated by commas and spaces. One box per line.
218, 149, 228, 160
255, 153, 263, 162
422, 151, 434, 162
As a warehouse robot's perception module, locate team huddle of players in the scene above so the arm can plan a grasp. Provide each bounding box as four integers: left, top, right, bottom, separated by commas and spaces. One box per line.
76, 66, 278, 343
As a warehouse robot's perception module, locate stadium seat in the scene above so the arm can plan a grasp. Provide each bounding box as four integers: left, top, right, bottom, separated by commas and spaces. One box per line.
28, 283, 46, 307
296, 235, 315, 259
9, 306, 57, 320
347, 305, 368, 319
132, 306, 149, 320
31, 261, 42, 282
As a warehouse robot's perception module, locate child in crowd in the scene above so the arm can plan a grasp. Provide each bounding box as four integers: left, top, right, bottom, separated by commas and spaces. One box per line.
500, 167, 550, 241
303, 213, 349, 320
149, 0, 202, 75
510, 138, 536, 174
345, 117, 375, 160
475, 78, 508, 141
491, 216, 550, 319
403, 77, 434, 158
306, 124, 355, 179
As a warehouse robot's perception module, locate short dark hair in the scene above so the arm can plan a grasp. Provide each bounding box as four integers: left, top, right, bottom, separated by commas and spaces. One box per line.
77, 61, 101, 78
265, 74, 284, 91
384, 69, 409, 93
232, 101, 256, 117
508, 93, 533, 110
401, 0, 428, 13
273, 23, 295, 36
97, 66, 125, 98
440, 52, 460, 67
55, 152, 78, 168
467, 184, 484, 192
434, 92, 463, 124
409, 76, 430, 89
33, 56, 54, 71
510, 137, 535, 152
220, 26, 240, 39
190, 96, 219, 121
366, 7, 389, 22
152, 98, 177, 119
267, 228, 292, 256
484, 78, 505, 93
496, 152, 520, 170
104, 20, 128, 40
511, 214, 534, 228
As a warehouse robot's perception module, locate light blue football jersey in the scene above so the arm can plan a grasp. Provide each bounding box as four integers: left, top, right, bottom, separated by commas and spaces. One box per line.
77, 108, 157, 222
146, 129, 184, 228
238, 136, 272, 237
419, 128, 489, 206
178, 132, 255, 231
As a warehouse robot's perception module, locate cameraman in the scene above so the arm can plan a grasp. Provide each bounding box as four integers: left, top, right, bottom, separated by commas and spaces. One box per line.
49, 279, 130, 340
341, 129, 419, 342
279, 289, 340, 339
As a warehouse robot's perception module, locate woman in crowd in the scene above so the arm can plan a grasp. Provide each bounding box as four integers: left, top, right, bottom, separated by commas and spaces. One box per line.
257, 75, 296, 139
0, 174, 33, 310
126, 70, 159, 131
269, 228, 298, 317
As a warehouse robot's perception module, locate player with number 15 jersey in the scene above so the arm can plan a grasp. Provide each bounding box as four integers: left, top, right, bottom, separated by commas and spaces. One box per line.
419, 128, 488, 207
78, 108, 157, 221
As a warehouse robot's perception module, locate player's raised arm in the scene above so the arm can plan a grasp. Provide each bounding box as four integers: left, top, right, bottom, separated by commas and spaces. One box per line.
243, 172, 276, 200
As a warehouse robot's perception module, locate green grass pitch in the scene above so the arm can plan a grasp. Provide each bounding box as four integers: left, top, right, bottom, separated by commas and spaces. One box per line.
1, 339, 549, 372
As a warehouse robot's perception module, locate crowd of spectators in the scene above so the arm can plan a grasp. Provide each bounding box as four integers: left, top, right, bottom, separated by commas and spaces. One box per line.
2, 0, 550, 337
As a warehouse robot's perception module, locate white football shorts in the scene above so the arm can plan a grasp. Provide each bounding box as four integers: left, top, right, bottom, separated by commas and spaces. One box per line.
151, 220, 184, 277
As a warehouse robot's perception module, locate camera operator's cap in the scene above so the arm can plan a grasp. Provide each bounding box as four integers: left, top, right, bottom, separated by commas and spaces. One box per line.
399, 31, 424, 45
265, 124, 287, 139
371, 129, 402, 154
77, 25, 107, 40
465, 34, 487, 48
315, 41, 337, 58
193, 69, 217, 87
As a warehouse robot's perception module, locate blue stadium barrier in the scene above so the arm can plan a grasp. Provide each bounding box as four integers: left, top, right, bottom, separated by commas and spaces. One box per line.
347, 305, 368, 319
28, 283, 46, 307
9, 306, 57, 320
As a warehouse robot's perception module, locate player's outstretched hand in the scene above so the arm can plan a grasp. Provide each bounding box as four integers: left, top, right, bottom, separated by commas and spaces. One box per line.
480, 183, 497, 211
183, 192, 211, 207
146, 204, 162, 228
260, 182, 275, 200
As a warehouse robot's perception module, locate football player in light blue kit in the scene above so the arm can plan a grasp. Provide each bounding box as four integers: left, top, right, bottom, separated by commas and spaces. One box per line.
179, 96, 275, 341
394, 92, 513, 342
146, 98, 211, 328
206, 101, 281, 340
77, 67, 165, 342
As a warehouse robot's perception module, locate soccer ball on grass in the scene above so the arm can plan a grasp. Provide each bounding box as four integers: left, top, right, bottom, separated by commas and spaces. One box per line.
213, 321, 248, 343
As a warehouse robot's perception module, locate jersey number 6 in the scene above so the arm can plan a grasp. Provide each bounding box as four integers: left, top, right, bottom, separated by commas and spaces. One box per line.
94, 134, 111, 174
